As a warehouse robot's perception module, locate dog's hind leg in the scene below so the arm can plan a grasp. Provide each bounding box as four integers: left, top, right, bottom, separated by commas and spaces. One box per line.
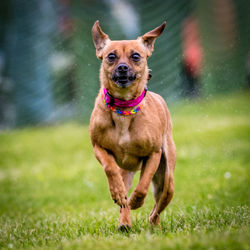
149, 135, 176, 225
118, 169, 135, 230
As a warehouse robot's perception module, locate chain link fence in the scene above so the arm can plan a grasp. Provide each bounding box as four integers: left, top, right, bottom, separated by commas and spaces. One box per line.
0, 0, 249, 128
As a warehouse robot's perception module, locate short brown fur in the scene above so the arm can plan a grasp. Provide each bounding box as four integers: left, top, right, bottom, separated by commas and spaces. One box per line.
89, 21, 176, 229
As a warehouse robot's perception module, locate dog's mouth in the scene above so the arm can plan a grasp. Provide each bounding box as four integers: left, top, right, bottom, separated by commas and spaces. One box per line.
112, 74, 136, 88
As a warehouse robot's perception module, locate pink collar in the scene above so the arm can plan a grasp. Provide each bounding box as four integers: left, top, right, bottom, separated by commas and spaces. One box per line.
103, 87, 147, 108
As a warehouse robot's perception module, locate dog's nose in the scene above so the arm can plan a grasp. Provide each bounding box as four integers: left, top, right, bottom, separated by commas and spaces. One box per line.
117, 63, 128, 72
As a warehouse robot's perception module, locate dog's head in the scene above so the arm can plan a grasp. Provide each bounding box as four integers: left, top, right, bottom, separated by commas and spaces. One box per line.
92, 21, 166, 96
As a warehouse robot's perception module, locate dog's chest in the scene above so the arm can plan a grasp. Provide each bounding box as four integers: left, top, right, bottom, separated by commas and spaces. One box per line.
115, 116, 131, 147
100, 114, 158, 157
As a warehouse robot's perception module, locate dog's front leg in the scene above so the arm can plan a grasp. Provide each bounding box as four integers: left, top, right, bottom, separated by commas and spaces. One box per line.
94, 144, 127, 207
129, 150, 162, 210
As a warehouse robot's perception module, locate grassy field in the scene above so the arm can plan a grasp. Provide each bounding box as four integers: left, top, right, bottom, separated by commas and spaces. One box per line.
0, 91, 250, 249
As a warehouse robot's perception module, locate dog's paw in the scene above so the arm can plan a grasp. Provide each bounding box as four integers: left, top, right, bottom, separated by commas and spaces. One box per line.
112, 192, 127, 208
128, 189, 146, 210
118, 224, 131, 233
149, 212, 161, 226
108, 176, 127, 207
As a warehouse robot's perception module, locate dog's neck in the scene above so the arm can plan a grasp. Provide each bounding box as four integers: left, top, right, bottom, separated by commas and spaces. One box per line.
103, 87, 147, 108
102, 85, 146, 101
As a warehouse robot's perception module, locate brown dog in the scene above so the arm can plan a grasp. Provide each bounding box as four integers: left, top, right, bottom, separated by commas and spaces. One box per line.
89, 21, 176, 231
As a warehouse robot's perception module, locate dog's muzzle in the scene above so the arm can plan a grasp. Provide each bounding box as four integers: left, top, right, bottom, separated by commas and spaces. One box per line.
112, 63, 136, 88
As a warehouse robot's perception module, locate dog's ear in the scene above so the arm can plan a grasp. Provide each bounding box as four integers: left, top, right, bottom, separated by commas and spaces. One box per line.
92, 20, 110, 59
139, 22, 166, 57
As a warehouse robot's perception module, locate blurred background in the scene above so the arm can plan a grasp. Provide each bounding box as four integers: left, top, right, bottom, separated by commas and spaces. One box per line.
0, 0, 249, 128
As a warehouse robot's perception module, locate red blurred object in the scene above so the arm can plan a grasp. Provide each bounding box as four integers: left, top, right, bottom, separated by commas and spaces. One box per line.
181, 16, 203, 78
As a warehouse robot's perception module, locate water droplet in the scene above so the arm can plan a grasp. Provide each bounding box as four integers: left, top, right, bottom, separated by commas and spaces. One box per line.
224, 172, 231, 179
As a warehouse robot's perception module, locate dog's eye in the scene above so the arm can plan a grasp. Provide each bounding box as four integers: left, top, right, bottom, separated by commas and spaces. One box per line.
107, 53, 117, 62
131, 53, 141, 62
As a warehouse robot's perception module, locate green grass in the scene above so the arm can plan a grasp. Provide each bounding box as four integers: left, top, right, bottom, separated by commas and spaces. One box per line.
0, 91, 250, 249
